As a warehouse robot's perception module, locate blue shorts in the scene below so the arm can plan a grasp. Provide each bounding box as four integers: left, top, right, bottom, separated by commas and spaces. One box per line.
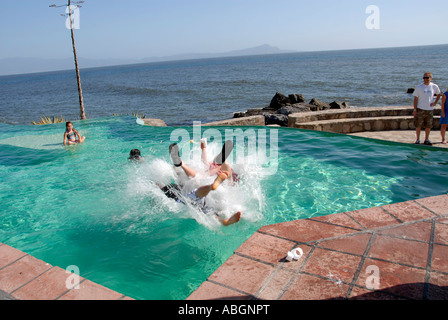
184, 189, 213, 214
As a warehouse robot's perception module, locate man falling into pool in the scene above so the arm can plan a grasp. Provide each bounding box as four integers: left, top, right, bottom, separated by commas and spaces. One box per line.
167, 140, 241, 226
130, 140, 241, 226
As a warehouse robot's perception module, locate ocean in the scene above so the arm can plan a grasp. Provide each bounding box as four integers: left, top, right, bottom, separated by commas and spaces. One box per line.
1, 44, 447, 126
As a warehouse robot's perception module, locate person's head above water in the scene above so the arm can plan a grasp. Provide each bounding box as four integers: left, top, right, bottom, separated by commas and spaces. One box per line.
129, 149, 142, 161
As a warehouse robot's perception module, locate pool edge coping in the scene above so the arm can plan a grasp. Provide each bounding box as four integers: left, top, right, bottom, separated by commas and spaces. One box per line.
1, 194, 447, 300
188, 193, 448, 300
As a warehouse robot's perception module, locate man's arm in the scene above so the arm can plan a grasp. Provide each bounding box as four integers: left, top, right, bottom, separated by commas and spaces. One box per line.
413, 96, 419, 116
432, 93, 441, 107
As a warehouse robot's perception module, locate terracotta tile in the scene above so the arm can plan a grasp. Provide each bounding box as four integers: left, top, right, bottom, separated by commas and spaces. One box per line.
416, 194, 448, 216
349, 286, 407, 300
58, 279, 123, 300
434, 221, 448, 245
280, 273, 349, 300
382, 200, 436, 223
356, 258, 426, 300
0, 255, 51, 294
256, 268, 295, 300
346, 207, 399, 229
436, 217, 448, 225
427, 271, 448, 300
12, 266, 77, 300
368, 235, 429, 268
318, 233, 372, 256
235, 232, 296, 265
207, 254, 275, 296
378, 221, 432, 242
258, 219, 357, 243
0, 244, 27, 269
310, 212, 364, 230
301, 248, 362, 284
431, 244, 448, 273
187, 281, 251, 300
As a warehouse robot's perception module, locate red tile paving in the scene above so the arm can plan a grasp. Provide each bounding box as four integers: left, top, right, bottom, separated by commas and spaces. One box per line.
188, 194, 448, 300
1, 194, 447, 300
0, 244, 132, 300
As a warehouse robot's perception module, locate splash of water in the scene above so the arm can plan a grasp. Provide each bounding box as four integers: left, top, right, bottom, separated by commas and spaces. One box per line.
123, 141, 267, 230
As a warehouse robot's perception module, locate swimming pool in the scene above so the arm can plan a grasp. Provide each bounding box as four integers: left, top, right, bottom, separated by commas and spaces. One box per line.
0, 116, 447, 299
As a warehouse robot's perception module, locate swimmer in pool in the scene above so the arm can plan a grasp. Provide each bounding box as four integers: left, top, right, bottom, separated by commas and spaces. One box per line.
63, 121, 85, 146
161, 170, 241, 226
200, 139, 238, 183
167, 142, 241, 226
170, 139, 238, 183
129, 143, 241, 226
128, 149, 143, 161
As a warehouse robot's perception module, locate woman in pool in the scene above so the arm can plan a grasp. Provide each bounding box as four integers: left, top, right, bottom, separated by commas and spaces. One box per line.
63, 121, 85, 146
441, 88, 448, 144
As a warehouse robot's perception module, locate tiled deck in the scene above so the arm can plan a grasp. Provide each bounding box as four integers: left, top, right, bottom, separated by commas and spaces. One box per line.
0, 244, 133, 300
188, 194, 448, 300
2, 195, 447, 300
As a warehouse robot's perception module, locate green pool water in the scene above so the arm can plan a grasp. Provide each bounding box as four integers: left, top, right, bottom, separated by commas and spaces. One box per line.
0, 116, 447, 299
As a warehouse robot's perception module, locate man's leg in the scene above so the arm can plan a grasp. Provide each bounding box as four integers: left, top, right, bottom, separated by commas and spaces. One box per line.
217, 212, 242, 226
424, 127, 431, 142
170, 143, 197, 177
180, 163, 197, 178
201, 139, 209, 166
423, 111, 434, 145
414, 109, 423, 144
193, 170, 241, 226
194, 171, 230, 198
213, 140, 234, 165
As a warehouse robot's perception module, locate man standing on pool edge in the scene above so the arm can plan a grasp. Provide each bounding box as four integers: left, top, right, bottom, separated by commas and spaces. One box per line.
413, 72, 441, 145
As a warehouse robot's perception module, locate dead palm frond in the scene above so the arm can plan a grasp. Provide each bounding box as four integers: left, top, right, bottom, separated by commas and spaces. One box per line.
31, 115, 65, 125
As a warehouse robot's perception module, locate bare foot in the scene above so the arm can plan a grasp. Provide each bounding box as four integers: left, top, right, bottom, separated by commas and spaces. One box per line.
219, 211, 242, 226
211, 170, 230, 190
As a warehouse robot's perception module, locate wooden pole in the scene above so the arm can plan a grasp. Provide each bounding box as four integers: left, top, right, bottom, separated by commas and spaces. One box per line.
68, 0, 86, 120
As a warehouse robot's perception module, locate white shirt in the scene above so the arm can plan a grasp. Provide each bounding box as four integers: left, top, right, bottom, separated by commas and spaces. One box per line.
413, 82, 441, 111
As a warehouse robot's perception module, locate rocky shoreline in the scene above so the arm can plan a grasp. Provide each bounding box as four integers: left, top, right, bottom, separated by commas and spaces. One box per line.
145, 91, 442, 133
143, 92, 350, 127
232, 92, 349, 127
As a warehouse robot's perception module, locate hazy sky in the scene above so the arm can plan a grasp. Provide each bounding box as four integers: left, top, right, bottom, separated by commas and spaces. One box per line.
0, 0, 447, 60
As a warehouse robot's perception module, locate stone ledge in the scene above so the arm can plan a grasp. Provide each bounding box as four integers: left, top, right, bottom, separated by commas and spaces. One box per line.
203, 115, 265, 126
294, 116, 441, 134
288, 106, 443, 134
288, 105, 441, 126
142, 118, 167, 127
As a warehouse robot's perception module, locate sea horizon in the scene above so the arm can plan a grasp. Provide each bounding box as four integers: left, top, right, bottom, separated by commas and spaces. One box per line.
2, 42, 447, 78
1, 43, 447, 126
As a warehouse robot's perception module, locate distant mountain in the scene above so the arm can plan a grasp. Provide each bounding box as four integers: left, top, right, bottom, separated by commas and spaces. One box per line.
144, 44, 296, 62
0, 44, 296, 76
